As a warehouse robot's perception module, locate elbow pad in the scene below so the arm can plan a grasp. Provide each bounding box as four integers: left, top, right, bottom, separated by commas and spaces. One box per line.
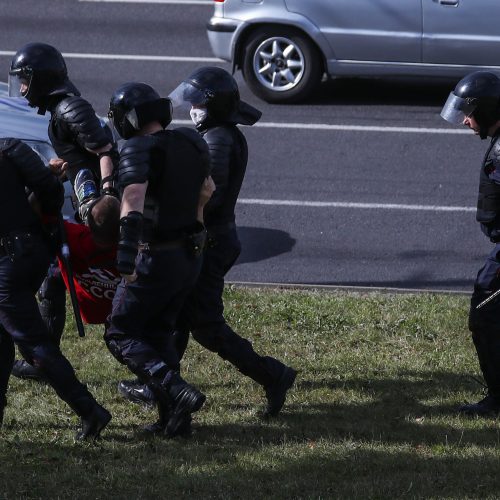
117, 211, 143, 275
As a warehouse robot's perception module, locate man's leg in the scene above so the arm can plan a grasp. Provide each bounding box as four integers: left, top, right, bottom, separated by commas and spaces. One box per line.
460, 246, 500, 416
1, 252, 110, 439
192, 229, 296, 417
0, 328, 15, 427
106, 249, 205, 436
12, 262, 66, 381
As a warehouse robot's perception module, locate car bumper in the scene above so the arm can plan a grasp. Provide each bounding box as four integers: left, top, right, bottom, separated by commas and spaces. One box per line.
207, 17, 243, 61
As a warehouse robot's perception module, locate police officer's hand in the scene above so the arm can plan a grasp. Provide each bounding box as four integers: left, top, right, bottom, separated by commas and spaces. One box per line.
49, 158, 68, 178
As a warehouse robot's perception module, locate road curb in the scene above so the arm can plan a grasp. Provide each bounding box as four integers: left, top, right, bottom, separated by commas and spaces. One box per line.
226, 281, 471, 296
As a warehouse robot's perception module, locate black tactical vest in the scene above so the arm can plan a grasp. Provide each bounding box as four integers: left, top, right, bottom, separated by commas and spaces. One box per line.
477, 134, 500, 241
202, 124, 248, 228
0, 143, 41, 236
143, 129, 209, 242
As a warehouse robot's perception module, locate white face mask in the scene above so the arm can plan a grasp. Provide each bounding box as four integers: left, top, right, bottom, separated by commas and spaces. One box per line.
190, 107, 208, 125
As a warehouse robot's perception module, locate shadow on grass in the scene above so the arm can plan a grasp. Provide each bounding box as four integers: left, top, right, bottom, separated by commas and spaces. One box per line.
3, 369, 500, 498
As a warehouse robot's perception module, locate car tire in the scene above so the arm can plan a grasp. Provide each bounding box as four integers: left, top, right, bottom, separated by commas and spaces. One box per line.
242, 27, 323, 104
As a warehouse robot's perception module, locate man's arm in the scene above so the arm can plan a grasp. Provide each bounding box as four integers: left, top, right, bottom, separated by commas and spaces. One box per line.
92, 144, 115, 192
115, 135, 153, 281
116, 182, 148, 282
197, 176, 215, 223
57, 97, 117, 191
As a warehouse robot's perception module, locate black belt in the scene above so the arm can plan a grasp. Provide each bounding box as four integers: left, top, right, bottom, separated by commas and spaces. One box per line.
139, 238, 185, 252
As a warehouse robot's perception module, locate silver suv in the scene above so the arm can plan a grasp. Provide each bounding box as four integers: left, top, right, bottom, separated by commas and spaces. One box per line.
207, 0, 500, 103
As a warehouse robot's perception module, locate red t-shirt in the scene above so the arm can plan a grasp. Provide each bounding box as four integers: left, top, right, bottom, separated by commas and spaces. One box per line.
58, 221, 120, 324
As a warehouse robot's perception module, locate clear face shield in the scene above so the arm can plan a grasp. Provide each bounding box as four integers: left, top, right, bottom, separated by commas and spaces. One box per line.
440, 92, 478, 125
8, 71, 31, 99
169, 81, 209, 113
107, 107, 145, 141
106, 108, 123, 141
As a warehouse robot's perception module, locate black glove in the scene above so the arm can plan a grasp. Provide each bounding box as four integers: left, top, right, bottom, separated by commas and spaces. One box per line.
117, 211, 143, 276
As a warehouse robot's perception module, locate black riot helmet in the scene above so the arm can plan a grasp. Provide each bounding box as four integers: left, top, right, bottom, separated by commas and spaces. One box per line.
8, 43, 80, 113
441, 71, 500, 139
108, 82, 173, 140
169, 66, 262, 128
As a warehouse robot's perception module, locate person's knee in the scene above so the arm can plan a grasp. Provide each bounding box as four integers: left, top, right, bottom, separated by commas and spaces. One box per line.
104, 335, 126, 365
18, 340, 61, 370
192, 323, 247, 356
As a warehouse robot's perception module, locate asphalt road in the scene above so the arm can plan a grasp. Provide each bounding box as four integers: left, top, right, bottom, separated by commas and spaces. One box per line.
0, 0, 491, 292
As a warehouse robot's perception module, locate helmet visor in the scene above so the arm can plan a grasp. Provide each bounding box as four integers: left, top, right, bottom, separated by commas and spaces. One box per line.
106, 108, 124, 140
169, 81, 209, 110
440, 92, 477, 124
8, 72, 31, 98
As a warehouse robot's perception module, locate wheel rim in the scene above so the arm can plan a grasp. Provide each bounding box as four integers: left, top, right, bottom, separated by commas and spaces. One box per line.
252, 36, 305, 92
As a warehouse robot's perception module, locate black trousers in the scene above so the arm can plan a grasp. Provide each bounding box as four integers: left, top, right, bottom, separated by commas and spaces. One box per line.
468, 243, 500, 397
104, 246, 202, 382
178, 227, 285, 388
0, 235, 95, 417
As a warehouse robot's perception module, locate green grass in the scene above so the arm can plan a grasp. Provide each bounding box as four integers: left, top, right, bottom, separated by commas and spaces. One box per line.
1, 287, 499, 499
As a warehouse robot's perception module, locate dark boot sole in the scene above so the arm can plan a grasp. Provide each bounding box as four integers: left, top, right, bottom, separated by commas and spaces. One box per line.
166, 390, 205, 437
264, 367, 297, 418
76, 410, 112, 440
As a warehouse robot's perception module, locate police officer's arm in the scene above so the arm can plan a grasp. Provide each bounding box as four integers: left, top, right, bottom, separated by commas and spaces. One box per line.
197, 176, 215, 223
58, 97, 117, 190
115, 137, 151, 279
203, 127, 233, 213
2, 138, 64, 215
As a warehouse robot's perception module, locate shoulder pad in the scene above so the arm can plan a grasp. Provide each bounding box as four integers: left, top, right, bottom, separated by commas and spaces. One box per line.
1, 137, 41, 167
118, 135, 156, 187
0, 137, 22, 153
489, 137, 500, 166
203, 126, 234, 147
173, 127, 209, 154
54, 96, 110, 151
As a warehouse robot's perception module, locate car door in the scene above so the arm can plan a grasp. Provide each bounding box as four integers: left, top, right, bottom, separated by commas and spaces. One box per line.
423, 0, 500, 67
285, 0, 422, 63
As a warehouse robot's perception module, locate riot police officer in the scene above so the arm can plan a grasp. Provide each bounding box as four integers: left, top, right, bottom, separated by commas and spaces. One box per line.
164, 67, 297, 417
0, 138, 110, 438
105, 82, 210, 436
8, 43, 117, 222
441, 71, 500, 415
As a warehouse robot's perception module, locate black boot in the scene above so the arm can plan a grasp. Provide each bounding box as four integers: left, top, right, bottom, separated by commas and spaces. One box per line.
72, 398, 112, 440
11, 359, 46, 382
149, 371, 205, 438
117, 379, 156, 408
460, 330, 500, 417
143, 395, 192, 438
263, 366, 297, 418
0, 397, 5, 428
458, 394, 500, 416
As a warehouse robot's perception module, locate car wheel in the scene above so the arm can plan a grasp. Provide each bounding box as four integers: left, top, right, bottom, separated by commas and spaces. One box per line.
242, 27, 322, 104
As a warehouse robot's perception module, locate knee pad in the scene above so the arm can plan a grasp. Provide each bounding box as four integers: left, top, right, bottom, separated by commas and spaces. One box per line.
18, 340, 62, 371
104, 337, 126, 366
37, 265, 66, 343
37, 264, 65, 301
